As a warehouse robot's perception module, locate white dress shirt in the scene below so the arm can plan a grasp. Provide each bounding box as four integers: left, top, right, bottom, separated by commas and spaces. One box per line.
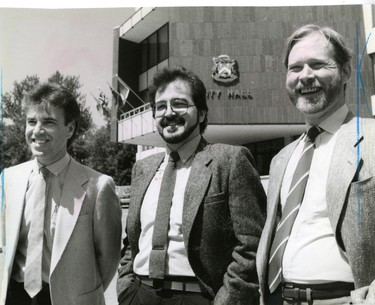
281, 105, 354, 284
12, 154, 71, 283
134, 135, 202, 277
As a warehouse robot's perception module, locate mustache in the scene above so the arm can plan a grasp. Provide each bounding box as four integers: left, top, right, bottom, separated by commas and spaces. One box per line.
160, 115, 185, 127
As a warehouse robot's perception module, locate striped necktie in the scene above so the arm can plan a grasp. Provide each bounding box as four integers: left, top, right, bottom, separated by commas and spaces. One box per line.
268, 126, 323, 293
24, 167, 49, 297
149, 151, 180, 279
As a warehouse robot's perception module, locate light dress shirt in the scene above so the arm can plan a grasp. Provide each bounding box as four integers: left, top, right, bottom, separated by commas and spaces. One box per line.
281, 105, 354, 284
133, 135, 202, 277
12, 154, 71, 284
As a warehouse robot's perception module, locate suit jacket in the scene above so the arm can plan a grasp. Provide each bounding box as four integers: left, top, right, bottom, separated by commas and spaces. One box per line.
117, 140, 267, 305
257, 113, 375, 304
0, 157, 122, 305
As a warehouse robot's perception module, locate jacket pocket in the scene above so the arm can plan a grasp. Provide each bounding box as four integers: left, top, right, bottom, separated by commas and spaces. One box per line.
77, 284, 105, 305
204, 192, 226, 204
350, 176, 375, 192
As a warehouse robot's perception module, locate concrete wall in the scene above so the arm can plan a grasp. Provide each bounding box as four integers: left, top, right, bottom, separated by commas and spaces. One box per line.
164, 6, 373, 125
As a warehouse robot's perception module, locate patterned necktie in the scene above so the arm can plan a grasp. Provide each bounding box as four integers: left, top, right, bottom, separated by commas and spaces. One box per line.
268, 126, 323, 293
24, 167, 49, 297
149, 151, 180, 279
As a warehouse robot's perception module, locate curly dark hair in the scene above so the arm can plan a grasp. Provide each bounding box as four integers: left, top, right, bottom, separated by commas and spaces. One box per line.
148, 66, 208, 133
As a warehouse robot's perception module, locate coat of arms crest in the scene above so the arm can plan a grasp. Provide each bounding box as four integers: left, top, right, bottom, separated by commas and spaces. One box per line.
212, 55, 239, 84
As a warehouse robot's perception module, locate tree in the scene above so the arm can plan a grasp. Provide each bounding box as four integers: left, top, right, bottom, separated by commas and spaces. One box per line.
47, 71, 93, 163
2, 75, 40, 166
1, 71, 92, 168
89, 91, 136, 185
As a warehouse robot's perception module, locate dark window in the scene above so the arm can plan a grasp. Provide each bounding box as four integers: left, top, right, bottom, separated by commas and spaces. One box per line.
139, 89, 149, 104
148, 32, 158, 68
140, 40, 148, 73
244, 138, 285, 176
140, 23, 169, 72
158, 24, 169, 62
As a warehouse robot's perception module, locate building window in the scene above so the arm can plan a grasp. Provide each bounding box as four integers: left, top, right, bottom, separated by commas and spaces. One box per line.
139, 23, 169, 96
148, 32, 158, 68
244, 138, 285, 176
158, 24, 169, 62
140, 40, 148, 73
140, 23, 169, 73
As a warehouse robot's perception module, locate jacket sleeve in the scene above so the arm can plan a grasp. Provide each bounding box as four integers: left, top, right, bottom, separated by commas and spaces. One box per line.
116, 162, 138, 301
214, 146, 267, 305
93, 175, 122, 291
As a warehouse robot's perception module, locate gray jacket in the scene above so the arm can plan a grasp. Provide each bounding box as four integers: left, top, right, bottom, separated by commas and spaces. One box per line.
118, 139, 266, 305
256, 113, 375, 305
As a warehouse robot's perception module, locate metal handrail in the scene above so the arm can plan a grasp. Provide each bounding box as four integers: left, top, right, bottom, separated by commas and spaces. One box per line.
119, 103, 152, 121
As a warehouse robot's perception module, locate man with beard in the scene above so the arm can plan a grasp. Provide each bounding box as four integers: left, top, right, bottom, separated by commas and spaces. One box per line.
117, 66, 266, 305
256, 24, 375, 305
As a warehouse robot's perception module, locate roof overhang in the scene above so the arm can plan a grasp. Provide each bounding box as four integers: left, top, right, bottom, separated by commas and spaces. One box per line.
121, 123, 306, 147
118, 7, 169, 43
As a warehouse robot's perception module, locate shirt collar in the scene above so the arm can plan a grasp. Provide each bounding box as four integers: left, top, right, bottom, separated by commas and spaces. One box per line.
166, 134, 202, 164
34, 154, 71, 176
307, 104, 349, 135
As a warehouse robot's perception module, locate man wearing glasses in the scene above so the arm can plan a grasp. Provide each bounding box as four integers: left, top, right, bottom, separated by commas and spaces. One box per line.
117, 66, 266, 305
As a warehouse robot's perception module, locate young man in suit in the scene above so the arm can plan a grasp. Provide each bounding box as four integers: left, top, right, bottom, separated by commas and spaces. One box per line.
257, 24, 375, 305
117, 66, 266, 305
0, 83, 122, 305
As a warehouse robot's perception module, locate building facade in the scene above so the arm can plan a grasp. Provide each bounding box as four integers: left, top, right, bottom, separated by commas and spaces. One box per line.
111, 5, 374, 176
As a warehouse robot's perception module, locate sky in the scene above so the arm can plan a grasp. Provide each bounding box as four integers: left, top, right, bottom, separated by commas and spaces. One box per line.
0, 6, 135, 127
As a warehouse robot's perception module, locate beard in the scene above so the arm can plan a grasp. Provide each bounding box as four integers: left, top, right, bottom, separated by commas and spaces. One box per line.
158, 114, 200, 144
287, 79, 343, 116
159, 115, 199, 144
290, 91, 329, 114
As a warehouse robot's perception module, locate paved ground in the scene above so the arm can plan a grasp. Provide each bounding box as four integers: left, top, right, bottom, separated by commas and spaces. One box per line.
105, 207, 128, 305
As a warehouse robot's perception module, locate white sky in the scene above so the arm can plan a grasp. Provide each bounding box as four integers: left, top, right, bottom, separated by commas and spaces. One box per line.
0, 5, 135, 127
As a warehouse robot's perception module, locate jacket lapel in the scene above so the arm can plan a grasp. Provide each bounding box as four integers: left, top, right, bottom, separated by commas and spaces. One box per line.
127, 153, 164, 248
327, 113, 361, 233
257, 138, 300, 294
267, 140, 300, 230
5, 162, 33, 279
182, 142, 212, 250
50, 159, 87, 273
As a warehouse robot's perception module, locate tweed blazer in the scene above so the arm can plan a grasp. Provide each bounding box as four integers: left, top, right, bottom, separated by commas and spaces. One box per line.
256, 113, 375, 305
0, 157, 122, 305
117, 139, 267, 305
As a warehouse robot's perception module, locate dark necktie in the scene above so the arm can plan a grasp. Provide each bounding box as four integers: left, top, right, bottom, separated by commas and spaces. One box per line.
24, 167, 49, 297
268, 126, 323, 293
149, 151, 180, 279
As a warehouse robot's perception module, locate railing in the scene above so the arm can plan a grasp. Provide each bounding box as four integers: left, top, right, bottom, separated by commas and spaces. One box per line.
120, 103, 151, 120
118, 104, 156, 142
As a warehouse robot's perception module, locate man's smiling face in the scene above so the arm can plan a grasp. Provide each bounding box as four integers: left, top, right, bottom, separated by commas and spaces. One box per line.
25, 105, 74, 165
155, 80, 205, 146
286, 32, 350, 123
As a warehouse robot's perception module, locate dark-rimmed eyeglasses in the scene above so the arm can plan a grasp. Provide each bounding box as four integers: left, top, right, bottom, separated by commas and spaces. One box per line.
154, 98, 196, 118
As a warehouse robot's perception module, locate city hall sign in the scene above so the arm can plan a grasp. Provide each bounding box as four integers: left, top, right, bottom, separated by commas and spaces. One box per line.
206, 89, 253, 100
209, 54, 253, 100
211, 55, 238, 84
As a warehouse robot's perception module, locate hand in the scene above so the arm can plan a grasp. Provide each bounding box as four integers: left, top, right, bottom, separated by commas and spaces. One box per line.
351, 282, 375, 305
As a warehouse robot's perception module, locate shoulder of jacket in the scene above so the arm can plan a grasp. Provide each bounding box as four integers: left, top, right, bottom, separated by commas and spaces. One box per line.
206, 142, 247, 153
69, 158, 113, 185
136, 152, 164, 166
4, 160, 34, 173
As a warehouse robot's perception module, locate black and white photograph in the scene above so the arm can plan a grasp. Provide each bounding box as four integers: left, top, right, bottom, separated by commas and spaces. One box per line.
1, 1, 375, 305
